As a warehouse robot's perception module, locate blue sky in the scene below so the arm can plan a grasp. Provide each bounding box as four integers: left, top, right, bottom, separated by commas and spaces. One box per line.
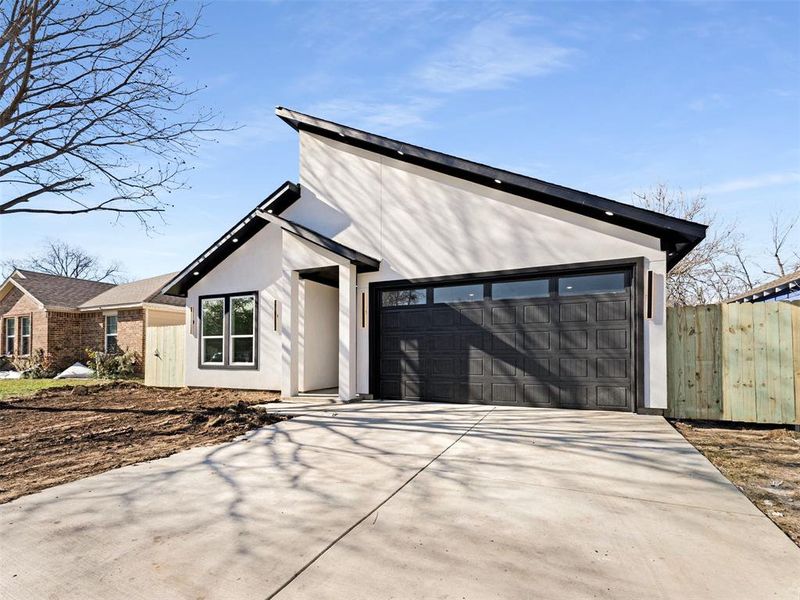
1, 0, 798, 280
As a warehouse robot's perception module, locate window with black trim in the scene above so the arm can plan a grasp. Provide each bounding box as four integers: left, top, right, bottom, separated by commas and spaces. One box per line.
199, 293, 258, 368
201, 298, 224, 365
230, 295, 255, 365
19, 316, 31, 356
105, 315, 118, 353
3, 317, 14, 355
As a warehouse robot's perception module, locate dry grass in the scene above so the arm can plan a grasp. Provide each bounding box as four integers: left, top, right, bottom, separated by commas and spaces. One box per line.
674, 420, 800, 547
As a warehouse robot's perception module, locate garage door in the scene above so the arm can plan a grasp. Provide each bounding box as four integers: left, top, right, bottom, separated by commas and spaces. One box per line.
375, 269, 634, 410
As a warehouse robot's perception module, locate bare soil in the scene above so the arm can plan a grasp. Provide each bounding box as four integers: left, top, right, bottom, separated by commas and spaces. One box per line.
0, 381, 286, 503
673, 420, 800, 547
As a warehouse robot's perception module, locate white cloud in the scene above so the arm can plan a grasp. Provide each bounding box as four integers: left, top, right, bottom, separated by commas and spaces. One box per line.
414, 19, 573, 93
694, 172, 800, 196
211, 109, 288, 148
306, 98, 441, 134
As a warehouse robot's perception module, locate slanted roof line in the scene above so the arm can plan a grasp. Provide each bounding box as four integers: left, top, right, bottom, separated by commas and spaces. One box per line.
161, 181, 302, 297
0, 274, 45, 309
254, 210, 380, 272
726, 268, 800, 303
275, 106, 707, 269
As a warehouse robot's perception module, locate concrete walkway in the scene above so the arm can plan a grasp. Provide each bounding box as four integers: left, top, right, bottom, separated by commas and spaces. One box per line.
1, 402, 798, 599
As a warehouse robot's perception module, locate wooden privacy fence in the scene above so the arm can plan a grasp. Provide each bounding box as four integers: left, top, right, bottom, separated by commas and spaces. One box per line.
144, 324, 186, 388
667, 302, 800, 424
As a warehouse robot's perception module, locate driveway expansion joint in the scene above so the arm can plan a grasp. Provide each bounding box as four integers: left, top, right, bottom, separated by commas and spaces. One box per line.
265, 407, 495, 600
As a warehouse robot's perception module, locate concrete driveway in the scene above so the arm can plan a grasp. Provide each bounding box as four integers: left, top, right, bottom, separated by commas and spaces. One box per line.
2, 402, 799, 599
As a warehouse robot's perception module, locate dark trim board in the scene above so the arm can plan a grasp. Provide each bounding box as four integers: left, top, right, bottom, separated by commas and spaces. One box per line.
276, 107, 707, 270
254, 210, 380, 272
369, 257, 646, 412
163, 182, 301, 297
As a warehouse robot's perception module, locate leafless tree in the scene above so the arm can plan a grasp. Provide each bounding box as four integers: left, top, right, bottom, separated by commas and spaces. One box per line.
634, 185, 752, 306
763, 212, 800, 278
635, 185, 800, 306
2, 238, 125, 281
0, 0, 222, 226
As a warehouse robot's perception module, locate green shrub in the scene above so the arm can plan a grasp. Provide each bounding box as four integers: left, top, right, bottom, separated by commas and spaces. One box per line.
85, 348, 139, 379
12, 349, 56, 379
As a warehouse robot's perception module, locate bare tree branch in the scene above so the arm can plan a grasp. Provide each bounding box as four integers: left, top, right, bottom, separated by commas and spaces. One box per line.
634, 185, 800, 306
0, 0, 227, 227
2, 238, 126, 282
763, 212, 800, 278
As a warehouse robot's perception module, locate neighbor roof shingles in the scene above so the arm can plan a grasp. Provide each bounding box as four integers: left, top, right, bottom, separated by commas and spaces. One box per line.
12, 270, 115, 309
79, 273, 183, 309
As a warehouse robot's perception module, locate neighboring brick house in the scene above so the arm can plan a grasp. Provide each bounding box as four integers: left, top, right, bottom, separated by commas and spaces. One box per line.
0, 270, 185, 373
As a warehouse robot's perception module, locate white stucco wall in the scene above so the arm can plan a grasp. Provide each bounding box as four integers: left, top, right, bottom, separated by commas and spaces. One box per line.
289, 131, 670, 408
298, 279, 338, 392
184, 224, 284, 390
183, 130, 671, 407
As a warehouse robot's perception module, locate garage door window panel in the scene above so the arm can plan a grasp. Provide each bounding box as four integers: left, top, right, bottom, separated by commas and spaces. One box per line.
492, 279, 550, 300
382, 289, 426, 307
433, 284, 484, 304
559, 272, 627, 296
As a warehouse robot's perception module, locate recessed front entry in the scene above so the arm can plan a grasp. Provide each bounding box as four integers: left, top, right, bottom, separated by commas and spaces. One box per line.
373, 267, 635, 411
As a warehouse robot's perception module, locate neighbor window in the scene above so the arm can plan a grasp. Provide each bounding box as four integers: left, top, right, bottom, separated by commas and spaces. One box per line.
433, 284, 483, 304
105, 315, 118, 353
19, 316, 30, 356
230, 295, 256, 365
558, 272, 627, 296
201, 298, 225, 365
3, 318, 14, 355
492, 279, 550, 300
382, 288, 426, 307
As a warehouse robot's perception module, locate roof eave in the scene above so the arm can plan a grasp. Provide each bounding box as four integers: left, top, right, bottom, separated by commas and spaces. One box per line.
276, 106, 708, 271
254, 210, 381, 272
161, 181, 301, 297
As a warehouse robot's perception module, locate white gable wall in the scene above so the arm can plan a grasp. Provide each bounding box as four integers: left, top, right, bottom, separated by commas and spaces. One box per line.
184, 224, 284, 390
289, 132, 669, 408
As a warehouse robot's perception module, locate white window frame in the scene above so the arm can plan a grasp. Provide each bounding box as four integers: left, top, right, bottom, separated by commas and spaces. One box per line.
229, 294, 256, 366
18, 315, 31, 356
3, 317, 15, 355
200, 297, 225, 365
104, 314, 118, 353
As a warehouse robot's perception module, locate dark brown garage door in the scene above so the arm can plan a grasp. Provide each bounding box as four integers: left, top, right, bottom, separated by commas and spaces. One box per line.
375, 270, 634, 410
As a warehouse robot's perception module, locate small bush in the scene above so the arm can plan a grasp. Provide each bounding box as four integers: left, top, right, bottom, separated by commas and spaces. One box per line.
85, 348, 139, 379
12, 349, 56, 379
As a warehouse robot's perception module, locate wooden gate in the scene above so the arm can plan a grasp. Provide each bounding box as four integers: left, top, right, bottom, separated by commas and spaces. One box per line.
667, 302, 800, 424
144, 324, 185, 387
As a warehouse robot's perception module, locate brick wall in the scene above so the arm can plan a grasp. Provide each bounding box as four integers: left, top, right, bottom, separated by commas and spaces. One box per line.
0, 288, 47, 357
47, 311, 83, 369
118, 309, 145, 363
79, 312, 104, 353
80, 309, 145, 373
3, 291, 148, 372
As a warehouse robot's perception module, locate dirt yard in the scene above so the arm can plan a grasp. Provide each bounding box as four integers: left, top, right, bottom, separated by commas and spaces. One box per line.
0, 381, 287, 503
673, 420, 800, 547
